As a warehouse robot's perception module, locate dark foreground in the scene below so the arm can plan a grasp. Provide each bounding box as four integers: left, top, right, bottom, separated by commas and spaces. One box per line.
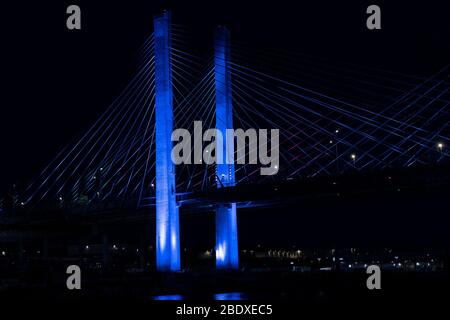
1, 269, 449, 312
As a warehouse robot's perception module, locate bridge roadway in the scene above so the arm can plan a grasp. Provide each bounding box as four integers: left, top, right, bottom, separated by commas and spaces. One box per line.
1, 164, 449, 240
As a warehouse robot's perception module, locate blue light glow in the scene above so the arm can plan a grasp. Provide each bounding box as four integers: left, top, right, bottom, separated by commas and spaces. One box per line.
216, 203, 239, 269
154, 11, 180, 272
214, 292, 245, 300
215, 27, 238, 270
153, 294, 184, 301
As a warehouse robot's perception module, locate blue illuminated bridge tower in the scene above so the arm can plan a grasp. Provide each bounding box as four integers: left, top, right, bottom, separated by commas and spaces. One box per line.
153, 12, 238, 271
154, 11, 180, 272
214, 26, 239, 270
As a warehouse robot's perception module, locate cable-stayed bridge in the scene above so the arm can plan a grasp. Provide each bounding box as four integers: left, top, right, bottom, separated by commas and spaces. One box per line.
1, 11, 449, 272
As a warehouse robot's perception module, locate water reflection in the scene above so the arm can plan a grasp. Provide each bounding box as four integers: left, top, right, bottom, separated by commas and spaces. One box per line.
153, 294, 184, 300
152, 292, 246, 300
214, 292, 245, 300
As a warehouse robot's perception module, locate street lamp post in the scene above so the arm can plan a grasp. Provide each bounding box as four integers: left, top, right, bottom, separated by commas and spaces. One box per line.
351, 153, 356, 168
334, 129, 340, 174
437, 142, 444, 157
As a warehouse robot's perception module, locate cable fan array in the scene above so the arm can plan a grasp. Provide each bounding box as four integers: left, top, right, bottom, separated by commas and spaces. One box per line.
19, 24, 449, 212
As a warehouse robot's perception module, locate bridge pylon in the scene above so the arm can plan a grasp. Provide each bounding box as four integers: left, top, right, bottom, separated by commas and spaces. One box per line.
154, 11, 180, 272
214, 26, 239, 270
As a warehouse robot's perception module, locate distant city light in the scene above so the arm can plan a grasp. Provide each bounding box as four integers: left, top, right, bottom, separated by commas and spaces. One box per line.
351, 154, 356, 160
335, 129, 339, 134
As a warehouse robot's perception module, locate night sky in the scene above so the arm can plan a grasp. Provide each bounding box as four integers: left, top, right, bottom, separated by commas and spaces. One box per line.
0, 0, 449, 254
1, 0, 449, 194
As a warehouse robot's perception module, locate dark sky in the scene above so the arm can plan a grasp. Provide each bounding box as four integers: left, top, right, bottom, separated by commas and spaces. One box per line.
0, 0, 449, 193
